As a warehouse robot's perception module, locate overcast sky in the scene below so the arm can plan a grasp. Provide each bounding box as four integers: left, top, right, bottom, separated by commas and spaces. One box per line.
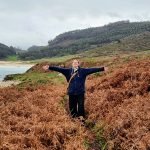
0, 0, 150, 50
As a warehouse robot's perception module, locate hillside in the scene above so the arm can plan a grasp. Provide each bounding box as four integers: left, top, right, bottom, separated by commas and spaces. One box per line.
81, 32, 150, 57
0, 53, 150, 149
0, 43, 16, 59
18, 21, 150, 60
86, 59, 150, 149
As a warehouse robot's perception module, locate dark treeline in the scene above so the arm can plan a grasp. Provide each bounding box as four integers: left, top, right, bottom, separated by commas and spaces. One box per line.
0, 43, 16, 59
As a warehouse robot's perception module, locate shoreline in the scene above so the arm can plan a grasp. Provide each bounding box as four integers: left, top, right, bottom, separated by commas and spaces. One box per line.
0, 80, 21, 88
0, 61, 35, 66
0, 61, 35, 88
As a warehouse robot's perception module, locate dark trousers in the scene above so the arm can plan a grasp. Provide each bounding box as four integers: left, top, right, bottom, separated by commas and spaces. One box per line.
69, 93, 85, 118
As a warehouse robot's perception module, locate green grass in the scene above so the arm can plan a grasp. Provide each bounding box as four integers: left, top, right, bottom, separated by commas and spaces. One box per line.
5, 55, 19, 61
6, 72, 66, 87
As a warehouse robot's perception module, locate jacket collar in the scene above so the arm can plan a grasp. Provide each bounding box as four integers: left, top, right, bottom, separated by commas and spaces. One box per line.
71, 66, 80, 74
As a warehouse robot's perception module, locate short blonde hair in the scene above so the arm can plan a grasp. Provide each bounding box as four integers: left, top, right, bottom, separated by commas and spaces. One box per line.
72, 59, 79, 64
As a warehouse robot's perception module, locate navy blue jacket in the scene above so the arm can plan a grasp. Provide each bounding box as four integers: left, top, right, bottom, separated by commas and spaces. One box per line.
49, 66, 105, 95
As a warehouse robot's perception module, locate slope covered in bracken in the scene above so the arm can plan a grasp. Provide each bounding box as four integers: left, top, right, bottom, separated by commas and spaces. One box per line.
0, 58, 150, 150
0, 84, 88, 150
86, 59, 150, 150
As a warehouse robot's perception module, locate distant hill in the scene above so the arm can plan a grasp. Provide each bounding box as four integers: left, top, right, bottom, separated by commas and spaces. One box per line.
27, 45, 46, 51
10, 47, 23, 54
18, 20, 150, 60
0, 43, 16, 59
81, 31, 150, 57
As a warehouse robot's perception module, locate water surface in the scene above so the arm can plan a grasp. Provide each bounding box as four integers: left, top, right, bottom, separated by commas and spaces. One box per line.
0, 64, 33, 81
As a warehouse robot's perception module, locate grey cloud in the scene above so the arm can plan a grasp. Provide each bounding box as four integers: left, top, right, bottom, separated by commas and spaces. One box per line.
0, 0, 150, 49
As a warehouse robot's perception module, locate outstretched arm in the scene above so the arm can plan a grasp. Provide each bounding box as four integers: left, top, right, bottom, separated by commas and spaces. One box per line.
84, 67, 105, 76
42, 65, 69, 75
48, 66, 69, 74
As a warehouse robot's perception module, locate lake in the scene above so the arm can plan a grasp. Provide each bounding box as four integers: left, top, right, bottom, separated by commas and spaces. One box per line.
0, 64, 33, 81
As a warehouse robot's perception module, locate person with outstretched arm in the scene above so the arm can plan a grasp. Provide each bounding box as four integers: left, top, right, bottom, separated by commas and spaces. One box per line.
43, 59, 108, 123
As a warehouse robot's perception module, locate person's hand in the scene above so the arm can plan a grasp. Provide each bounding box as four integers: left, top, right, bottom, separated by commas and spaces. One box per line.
104, 67, 108, 72
42, 65, 49, 71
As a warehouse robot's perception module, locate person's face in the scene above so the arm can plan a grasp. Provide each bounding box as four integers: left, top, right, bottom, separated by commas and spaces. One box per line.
72, 60, 79, 68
